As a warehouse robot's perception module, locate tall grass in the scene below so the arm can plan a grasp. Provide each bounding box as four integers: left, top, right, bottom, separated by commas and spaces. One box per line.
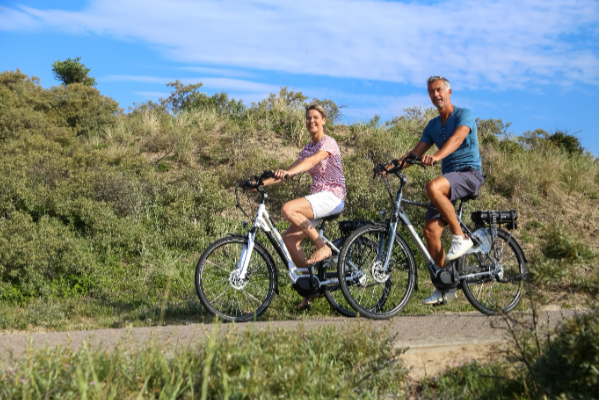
0, 69, 598, 330
0, 322, 407, 399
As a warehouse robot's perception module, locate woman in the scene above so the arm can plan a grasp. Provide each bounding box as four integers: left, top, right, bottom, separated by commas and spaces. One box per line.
264, 104, 346, 309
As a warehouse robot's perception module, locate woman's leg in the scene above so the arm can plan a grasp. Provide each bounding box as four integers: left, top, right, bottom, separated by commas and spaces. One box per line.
281, 197, 331, 264
283, 224, 308, 269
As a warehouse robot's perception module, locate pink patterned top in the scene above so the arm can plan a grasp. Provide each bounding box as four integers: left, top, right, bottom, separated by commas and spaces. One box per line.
298, 135, 346, 201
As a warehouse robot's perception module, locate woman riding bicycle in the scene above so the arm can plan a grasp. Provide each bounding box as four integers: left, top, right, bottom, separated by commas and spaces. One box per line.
263, 104, 346, 309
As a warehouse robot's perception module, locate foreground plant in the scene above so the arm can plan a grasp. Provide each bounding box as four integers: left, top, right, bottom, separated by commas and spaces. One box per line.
0, 322, 407, 399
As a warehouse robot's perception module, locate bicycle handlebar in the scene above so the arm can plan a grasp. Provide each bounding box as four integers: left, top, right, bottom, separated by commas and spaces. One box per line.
235, 170, 291, 219
373, 153, 438, 178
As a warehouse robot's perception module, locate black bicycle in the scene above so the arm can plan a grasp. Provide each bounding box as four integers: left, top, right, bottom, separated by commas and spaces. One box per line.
337, 155, 527, 319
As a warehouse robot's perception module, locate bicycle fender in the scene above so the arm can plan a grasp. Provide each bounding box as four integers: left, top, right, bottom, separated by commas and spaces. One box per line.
394, 231, 419, 291
227, 234, 280, 295
494, 229, 528, 264
510, 237, 528, 264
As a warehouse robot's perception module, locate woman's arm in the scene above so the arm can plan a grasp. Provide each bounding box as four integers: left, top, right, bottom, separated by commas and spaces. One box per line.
263, 150, 329, 186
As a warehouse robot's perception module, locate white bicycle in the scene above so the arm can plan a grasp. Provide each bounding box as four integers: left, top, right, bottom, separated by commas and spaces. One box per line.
194, 170, 381, 322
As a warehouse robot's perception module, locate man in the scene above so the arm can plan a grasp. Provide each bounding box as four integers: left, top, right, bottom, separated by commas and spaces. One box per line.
397, 76, 484, 305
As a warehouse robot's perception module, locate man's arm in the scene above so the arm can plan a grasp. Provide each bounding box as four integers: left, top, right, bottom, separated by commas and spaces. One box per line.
421, 126, 469, 166
394, 141, 432, 169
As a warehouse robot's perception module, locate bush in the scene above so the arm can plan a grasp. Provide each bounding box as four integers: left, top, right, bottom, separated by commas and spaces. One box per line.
531, 310, 599, 398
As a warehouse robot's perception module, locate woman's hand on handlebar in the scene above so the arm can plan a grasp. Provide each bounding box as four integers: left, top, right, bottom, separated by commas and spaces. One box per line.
274, 169, 288, 180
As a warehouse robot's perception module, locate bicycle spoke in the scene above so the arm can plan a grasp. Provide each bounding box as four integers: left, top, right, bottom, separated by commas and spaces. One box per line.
461, 228, 525, 315
196, 237, 275, 322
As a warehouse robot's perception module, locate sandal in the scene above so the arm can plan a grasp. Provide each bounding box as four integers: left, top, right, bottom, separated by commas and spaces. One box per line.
306, 246, 332, 265
297, 293, 324, 310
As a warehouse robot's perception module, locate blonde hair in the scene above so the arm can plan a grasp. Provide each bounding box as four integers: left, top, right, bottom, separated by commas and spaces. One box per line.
305, 104, 327, 120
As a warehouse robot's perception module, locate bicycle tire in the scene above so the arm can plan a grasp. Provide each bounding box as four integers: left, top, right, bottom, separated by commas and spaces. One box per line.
321, 237, 356, 318
459, 228, 526, 315
338, 224, 416, 320
195, 235, 276, 322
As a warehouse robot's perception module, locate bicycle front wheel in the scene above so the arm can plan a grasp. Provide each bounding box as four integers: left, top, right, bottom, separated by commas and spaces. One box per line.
338, 224, 416, 319
321, 237, 356, 318
195, 236, 276, 322
459, 228, 526, 315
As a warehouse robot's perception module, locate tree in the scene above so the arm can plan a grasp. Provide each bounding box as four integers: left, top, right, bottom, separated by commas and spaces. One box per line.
547, 130, 583, 155
51, 57, 97, 87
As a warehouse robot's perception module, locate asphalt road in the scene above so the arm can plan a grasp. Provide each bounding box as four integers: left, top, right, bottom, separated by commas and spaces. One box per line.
0, 309, 580, 363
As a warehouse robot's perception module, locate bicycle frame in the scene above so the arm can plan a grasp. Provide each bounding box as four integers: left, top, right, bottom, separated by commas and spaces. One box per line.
236, 192, 341, 286
380, 171, 504, 282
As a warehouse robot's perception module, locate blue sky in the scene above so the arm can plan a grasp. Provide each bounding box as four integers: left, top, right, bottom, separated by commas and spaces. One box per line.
1, 0, 598, 154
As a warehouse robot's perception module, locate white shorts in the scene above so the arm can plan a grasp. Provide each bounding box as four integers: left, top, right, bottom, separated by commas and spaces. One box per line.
305, 191, 344, 227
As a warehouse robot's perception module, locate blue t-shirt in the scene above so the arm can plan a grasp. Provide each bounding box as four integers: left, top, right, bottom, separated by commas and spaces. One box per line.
420, 107, 482, 174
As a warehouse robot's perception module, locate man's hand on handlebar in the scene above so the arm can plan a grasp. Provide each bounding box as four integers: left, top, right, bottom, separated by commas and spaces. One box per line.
421, 154, 440, 167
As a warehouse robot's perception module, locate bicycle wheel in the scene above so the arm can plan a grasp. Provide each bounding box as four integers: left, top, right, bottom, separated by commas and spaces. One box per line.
459, 228, 526, 315
338, 224, 416, 320
321, 237, 356, 318
195, 235, 276, 322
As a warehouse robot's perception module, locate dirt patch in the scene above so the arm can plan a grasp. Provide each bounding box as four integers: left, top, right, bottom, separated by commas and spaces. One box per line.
402, 341, 507, 381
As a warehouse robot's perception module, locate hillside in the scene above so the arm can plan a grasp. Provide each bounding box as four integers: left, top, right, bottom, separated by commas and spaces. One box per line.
1, 69, 597, 331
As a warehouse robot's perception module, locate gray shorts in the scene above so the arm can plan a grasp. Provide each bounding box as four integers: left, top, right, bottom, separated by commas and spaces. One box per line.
425, 168, 484, 222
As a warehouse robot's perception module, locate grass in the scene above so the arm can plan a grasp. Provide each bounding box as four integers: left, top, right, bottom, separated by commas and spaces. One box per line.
0, 321, 408, 399
0, 69, 598, 331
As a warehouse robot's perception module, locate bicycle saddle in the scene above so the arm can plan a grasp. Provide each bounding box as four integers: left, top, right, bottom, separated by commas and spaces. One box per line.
322, 212, 342, 222
461, 190, 479, 202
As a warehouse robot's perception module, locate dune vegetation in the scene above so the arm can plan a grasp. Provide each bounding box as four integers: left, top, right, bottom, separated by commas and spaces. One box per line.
1, 66, 599, 398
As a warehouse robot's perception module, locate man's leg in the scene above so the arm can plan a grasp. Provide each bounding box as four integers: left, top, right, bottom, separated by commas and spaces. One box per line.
423, 218, 447, 267
425, 176, 463, 237
422, 217, 458, 305
425, 176, 473, 262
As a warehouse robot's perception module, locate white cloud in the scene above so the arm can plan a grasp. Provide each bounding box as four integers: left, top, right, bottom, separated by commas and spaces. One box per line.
4, 0, 598, 88
0, 6, 39, 30
134, 91, 170, 98
102, 75, 280, 93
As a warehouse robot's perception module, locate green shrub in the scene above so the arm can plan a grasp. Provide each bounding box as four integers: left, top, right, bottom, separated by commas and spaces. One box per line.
0, 212, 97, 300
531, 310, 599, 398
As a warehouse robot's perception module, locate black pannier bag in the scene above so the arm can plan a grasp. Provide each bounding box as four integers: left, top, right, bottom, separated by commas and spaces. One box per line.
471, 210, 518, 229
338, 220, 373, 235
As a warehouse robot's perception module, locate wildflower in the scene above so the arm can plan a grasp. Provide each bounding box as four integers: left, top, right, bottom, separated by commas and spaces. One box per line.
20, 379, 26, 383
90, 381, 96, 385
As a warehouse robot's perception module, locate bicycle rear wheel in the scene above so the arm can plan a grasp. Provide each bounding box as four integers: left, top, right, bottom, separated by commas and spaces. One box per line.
459, 228, 526, 315
338, 224, 416, 319
195, 236, 276, 322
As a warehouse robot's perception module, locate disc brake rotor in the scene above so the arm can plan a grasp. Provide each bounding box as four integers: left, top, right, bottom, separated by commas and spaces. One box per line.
372, 260, 390, 283
229, 270, 248, 290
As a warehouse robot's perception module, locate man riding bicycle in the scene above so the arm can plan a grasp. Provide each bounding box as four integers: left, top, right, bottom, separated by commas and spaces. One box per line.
396, 76, 484, 305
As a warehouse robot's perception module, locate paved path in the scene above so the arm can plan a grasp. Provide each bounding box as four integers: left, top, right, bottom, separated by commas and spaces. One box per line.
0, 309, 579, 363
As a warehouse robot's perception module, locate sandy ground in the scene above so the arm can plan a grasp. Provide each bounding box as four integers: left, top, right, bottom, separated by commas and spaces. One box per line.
0, 310, 579, 375
402, 340, 506, 381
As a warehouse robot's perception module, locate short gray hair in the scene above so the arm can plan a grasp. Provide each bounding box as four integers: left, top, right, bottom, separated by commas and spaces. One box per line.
427, 76, 451, 91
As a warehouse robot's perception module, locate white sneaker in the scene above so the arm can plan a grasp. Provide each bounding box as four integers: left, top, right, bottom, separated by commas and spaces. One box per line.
423, 289, 457, 305
446, 235, 473, 261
